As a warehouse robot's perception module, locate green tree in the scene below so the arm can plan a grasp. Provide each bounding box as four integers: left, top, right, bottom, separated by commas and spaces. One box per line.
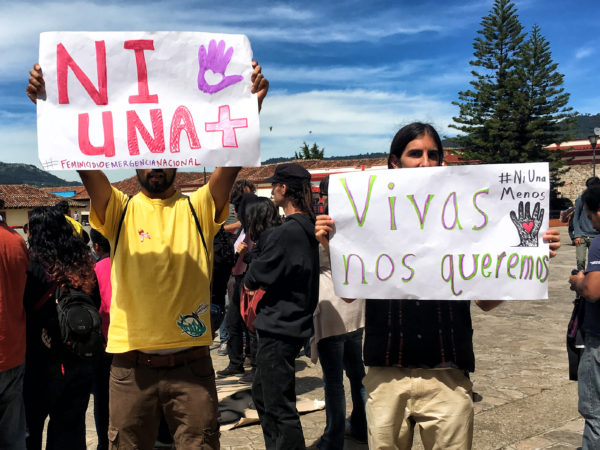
450, 0, 573, 201
295, 142, 324, 160
450, 0, 526, 162
514, 24, 574, 192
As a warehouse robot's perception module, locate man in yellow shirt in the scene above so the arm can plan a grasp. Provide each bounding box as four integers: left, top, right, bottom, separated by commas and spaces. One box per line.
27, 61, 268, 450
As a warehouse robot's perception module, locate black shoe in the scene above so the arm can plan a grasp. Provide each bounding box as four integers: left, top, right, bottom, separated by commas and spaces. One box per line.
345, 420, 367, 444
216, 365, 244, 378
238, 370, 255, 384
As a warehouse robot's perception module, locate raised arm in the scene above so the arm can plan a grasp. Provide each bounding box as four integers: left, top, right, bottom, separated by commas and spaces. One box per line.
209, 60, 269, 219
77, 170, 112, 225
26, 64, 112, 223
570, 270, 600, 303
26, 63, 45, 103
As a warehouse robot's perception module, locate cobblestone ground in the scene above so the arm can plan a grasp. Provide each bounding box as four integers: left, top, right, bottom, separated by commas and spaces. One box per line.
51, 227, 583, 449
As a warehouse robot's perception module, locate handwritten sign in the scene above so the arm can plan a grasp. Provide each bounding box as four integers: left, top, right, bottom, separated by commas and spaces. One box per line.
329, 162, 550, 300
37, 32, 259, 170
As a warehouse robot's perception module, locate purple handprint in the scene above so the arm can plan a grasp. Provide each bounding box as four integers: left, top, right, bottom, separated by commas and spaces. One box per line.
197, 40, 243, 94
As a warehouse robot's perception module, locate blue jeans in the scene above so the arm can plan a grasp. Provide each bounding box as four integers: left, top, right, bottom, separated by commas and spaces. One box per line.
0, 363, 26, 450
579, 333, 600, 449
317, 329, 367, 450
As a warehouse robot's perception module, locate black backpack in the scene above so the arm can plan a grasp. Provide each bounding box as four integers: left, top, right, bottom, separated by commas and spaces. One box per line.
54, 285, 105, 358
213, 226, 235, 269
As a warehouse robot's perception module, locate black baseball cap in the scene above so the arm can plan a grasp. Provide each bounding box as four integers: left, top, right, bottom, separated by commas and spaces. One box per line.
264, 163, 311, 188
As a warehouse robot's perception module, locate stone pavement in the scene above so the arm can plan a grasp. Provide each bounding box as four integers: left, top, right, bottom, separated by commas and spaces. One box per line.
71, 227, 584, 449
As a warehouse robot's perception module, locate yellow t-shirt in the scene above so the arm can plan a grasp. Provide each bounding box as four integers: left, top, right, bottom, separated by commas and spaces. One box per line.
90, 185, 226, 353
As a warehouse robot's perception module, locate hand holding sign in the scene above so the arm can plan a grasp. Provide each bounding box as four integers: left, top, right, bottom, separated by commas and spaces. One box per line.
197, 39, 243, 94
510, 201, 544, 247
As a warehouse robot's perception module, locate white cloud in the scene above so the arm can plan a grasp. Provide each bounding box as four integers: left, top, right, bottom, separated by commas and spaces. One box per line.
0, 87, 458, 180
575, 47, 594, 60
258, 89, 457, 160
0, 0, 475, 81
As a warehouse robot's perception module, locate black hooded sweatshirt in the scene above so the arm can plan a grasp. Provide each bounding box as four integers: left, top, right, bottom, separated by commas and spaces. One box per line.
244, 213, 319, 339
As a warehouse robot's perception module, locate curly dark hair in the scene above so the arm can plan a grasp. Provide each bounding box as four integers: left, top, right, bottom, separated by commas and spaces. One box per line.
230, 179, 256, 201
28, 206, 96, 294
245, 197, 282, 242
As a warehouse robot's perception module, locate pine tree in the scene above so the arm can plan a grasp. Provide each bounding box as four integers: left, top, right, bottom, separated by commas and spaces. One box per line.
514, 24, 574, 193
295, 142, 324, 160
450, 0, 574, 202
450, 0, 526, 162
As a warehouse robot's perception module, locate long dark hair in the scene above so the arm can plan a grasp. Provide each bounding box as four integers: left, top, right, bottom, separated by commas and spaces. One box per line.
28, 206, 96, 294
388, 122, 444, 168
284, 182, 315, 221
245, 197, 282, 242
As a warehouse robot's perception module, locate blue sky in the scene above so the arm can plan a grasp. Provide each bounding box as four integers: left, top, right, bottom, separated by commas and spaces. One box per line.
0, 0, 598, 182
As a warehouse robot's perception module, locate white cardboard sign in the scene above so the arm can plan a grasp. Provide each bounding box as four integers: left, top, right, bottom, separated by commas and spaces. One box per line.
329, 162, 550, 300
37, 31, 260, 171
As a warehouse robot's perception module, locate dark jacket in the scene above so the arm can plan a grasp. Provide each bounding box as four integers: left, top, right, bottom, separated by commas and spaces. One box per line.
23, 261, 100, 367
244, 213, 319, 339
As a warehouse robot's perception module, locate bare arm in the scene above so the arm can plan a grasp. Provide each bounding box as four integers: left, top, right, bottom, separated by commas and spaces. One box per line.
543, 228, 561, 257
208, 60, 269, 219
77, 170, 112, 224
209, 167, 241, 220
475, 300, 503, 311
570, 270, 600, 303
315, 214, 334, 252
224, 221, 241, 233
26, 64, 45, 103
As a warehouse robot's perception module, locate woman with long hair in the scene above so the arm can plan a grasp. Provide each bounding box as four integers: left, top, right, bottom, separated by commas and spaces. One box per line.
245, 196, 282, 245
23, 206, 98, 450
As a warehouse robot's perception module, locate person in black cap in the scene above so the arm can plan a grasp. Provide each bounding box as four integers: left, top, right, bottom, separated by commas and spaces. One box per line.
244, 162, 319, 450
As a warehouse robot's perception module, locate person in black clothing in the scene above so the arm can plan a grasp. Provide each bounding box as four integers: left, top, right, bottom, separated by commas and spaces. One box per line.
244, 163, 319, 450
217, 193, 260, 380
23, 207, 99, 450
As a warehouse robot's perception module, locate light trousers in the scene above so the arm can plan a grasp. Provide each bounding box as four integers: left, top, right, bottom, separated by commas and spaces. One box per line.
364, 366, 473, 450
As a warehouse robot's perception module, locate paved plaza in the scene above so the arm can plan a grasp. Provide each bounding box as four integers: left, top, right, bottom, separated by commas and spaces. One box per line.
72, 227, 583, 449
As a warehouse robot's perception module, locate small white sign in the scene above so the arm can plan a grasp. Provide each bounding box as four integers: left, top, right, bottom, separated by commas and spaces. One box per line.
329, 162, 550, 300
37, 31, 260, 171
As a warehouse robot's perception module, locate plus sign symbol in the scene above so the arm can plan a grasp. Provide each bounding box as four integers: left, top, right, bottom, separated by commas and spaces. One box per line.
205, 105, 248, 148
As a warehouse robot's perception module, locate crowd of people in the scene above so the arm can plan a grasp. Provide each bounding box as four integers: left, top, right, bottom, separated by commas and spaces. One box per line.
3, 56, 594, 450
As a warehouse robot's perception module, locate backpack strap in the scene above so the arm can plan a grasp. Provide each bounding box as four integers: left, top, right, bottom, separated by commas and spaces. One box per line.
112, 196, 132, 260
110, 195, 208, 263
33, 280, 59, 312
187, 196, 209, 263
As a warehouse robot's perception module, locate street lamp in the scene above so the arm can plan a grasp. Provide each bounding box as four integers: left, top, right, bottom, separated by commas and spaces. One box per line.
590, 134, 598, 177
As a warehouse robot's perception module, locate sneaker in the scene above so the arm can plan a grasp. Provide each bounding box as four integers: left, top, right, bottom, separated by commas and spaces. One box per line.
243, 356, 251, 368
216, 365, 244, 378
217, 342, 228, 356
238, 370, 255, 384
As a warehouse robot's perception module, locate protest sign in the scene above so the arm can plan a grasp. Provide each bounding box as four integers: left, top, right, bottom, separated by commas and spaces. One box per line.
329, 162, 550, 300
37, 32, 259, 171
